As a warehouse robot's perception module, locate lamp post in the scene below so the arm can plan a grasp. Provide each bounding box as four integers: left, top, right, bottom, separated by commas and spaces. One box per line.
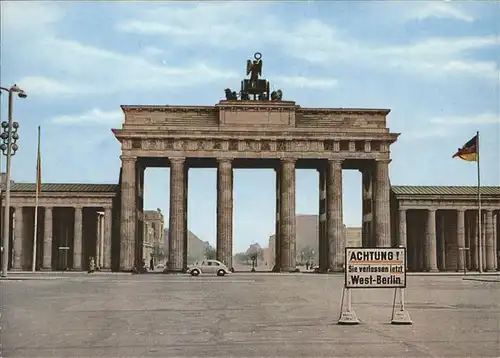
0, 84, 27, 278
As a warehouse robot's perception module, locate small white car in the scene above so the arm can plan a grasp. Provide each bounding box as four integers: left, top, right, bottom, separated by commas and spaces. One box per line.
188, 260, 230, 277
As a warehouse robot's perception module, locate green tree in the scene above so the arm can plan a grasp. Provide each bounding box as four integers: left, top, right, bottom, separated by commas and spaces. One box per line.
246, 243, 263, 264
298, 246, 316, 265
204, 242, 216, 260
234, 252, 249, 265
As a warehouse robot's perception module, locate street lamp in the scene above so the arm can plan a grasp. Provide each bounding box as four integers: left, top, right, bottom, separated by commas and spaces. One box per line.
0, 84, 27, 277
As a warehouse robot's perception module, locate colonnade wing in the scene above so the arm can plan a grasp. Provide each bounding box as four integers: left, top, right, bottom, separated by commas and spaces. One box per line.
393, 186, 500, 272
1, 183, 115, 271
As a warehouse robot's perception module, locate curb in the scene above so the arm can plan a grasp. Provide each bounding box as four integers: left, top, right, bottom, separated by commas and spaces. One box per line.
462, 277, 500, 283
2, 271, 132, 276
0, 276, 67, 281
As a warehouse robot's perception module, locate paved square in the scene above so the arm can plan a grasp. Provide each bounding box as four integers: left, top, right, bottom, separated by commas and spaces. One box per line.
1, 274, 498, 357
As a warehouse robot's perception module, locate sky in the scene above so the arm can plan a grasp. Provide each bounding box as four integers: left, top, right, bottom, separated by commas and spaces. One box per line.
1, 1, 499, 253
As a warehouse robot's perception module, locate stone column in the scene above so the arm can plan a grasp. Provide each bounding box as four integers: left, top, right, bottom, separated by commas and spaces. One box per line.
135, 162, 145, 268
42, 207, 53, 269
318, 166, 328, 272
465, 213, 471, 269
99, 214, 105, 268
216, 158, 233, 270
183, 165, 189, 271
273, 166, 281, 272
456, 209, 466, 271
425, 209, 438, 272
168, 158, 186, 272
470, 212, 479, 270
406, 216, 414, 270
103, 207, 112, 270
481, 211, 486, 271
495, 213, 499, 271
373, 159, 391, 247
438, 212, 446, 271
398, 208, 407, 248
485, 210, 495, 271
73, 207, 83, 270
120, 156, 136, 270
468, 212, 475, 270
326, 159, 344, 271
279, 158, 296, 272
361, 167, 373, 247
12, 206, 23, 270
96, 213, 101, 268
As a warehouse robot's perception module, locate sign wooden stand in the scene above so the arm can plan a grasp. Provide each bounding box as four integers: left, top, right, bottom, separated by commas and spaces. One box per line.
337, 287, 360, 325
340, 247, 412, 325
390, 287, 412, 325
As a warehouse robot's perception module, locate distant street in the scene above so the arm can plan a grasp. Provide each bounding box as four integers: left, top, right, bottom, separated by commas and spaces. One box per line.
1, 273, 499, 357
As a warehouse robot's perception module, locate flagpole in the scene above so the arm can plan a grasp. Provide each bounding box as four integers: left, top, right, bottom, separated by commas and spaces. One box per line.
31, 126, 41, 272
31, 191, 39, 272
476, 131, 483, 273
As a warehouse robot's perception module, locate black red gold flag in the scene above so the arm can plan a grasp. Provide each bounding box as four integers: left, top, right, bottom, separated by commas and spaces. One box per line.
452, 134, 478, 162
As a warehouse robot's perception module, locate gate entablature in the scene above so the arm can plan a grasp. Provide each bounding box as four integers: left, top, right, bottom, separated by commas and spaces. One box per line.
113, 103, 399, 161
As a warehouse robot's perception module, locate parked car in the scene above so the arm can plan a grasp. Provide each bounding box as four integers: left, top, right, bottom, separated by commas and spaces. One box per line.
187, 260, 230, 277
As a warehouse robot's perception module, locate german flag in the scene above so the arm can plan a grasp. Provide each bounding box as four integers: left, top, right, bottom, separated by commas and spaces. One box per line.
452, 134, 478, 162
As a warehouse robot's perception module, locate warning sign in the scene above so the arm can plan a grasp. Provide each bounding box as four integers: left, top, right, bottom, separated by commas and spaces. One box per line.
345, 248, 406, 289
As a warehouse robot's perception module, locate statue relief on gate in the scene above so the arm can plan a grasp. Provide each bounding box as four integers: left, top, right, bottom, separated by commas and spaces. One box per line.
165, 140, 174, 150
196, 140, 215, 151
144, 139, 163, 150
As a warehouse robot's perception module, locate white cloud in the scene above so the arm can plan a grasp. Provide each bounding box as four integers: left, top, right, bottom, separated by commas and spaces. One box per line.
430, 113, 500, 126
3, 1, 497, 103
404, 128, 453, 139
115, 2, 261, 47
442, 60, 499, 79
140, 46, 164, 57
115, 3, 497, 82
360, 1, 477, 24
5, 3, 341, 98
274, 76, 338, 89
2, 3, 239, 98
408, 2, 475, 23
14, 35, 238, 97
405, 113, 500, 139
280, 28, 498, 81
0, 2, 66, 34
17, 76, 96, 98
50, 108, 123, 125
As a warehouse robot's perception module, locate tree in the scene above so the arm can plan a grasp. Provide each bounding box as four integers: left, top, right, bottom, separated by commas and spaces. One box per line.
234, 252, 249, 265
204, 242, 216, 260
246, 243, 263, 264
298, 246, 316, 265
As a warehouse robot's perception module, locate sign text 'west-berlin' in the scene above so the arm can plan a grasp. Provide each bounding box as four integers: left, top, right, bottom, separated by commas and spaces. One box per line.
345, 248, 406, 289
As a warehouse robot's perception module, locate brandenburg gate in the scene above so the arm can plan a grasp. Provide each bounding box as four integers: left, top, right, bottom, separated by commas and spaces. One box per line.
112, 53, 399, 272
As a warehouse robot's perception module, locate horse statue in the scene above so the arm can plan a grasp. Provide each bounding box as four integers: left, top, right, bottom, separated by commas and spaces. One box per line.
270, 89, 283, 101
224, 88, 238, 101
